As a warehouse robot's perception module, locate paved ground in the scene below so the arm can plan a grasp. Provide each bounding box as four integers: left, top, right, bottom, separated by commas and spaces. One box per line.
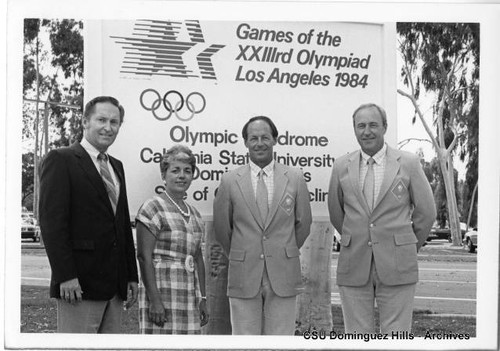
330, 239, 477, 316
21, 238, 477, 316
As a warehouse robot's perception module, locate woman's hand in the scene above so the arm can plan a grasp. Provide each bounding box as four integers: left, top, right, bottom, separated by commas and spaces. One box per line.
149, 300, 167, 327
199, 299, 209, 327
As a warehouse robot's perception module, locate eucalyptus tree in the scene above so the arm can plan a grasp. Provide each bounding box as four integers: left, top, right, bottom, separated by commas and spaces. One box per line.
397, 23, 479, 245
23, 19, 83, 214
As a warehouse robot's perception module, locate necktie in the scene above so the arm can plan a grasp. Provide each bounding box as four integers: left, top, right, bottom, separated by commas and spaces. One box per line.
97, 152, 118, 213
363, 157, 375, 211
256, 170, 269, 224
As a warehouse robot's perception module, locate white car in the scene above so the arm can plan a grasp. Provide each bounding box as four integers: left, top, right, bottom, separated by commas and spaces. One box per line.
462, 229, 478, 253
21, 216, 40, 242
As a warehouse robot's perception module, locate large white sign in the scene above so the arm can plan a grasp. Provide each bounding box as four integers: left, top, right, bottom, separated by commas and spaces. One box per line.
86, 20, 396, 219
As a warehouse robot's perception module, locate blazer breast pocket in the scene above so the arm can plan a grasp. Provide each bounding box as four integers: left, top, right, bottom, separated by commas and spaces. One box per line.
391, 180, 409, 202
279, 193, 295, 216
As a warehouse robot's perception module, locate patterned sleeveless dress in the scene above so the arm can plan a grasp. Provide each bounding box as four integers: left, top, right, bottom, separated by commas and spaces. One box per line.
136, 195, 204, 334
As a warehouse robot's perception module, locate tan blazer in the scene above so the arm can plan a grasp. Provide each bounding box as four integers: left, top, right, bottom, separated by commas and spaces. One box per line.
328, 146, 436, 287
214, 162, 312, 298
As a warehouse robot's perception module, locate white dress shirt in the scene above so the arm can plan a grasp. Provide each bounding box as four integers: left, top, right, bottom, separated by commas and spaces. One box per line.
359, 143, 387, 204
80, 137, 120, 197
249, 160, 274, 208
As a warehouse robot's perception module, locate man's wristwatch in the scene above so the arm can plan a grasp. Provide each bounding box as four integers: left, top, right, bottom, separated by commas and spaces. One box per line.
201, 296, 207, 301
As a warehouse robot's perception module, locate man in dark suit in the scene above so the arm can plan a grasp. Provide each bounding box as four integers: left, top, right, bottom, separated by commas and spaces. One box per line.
39, 96, 139, 333
214, 116, 312, 335
328, 103, 436, 333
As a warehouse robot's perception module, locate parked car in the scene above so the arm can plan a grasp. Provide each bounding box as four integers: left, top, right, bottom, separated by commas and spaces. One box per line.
427, 222, 468, 242
462, 229, 478, 253
427, 227, 451, 241
21, 216, 40, 242
22, 211, 34, 220
332, 230, 341, 252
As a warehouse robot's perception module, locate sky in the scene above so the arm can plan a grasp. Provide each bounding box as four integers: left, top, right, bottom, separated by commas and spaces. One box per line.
395, 58, 468, 180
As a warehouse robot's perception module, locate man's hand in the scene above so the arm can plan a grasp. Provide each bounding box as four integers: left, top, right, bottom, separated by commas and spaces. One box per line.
124, 281, 138, 310
59, 278, 83, 304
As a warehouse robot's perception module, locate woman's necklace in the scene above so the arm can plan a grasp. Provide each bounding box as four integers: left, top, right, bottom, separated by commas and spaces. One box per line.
164, 190, 190, 217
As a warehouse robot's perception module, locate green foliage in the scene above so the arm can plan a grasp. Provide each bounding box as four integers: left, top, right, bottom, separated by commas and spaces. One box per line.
23, 19, 40, 44
22, 152, 35, 204
23, 19, 84, 148
23, 55, 37, 92
22, 18, 84, 212
397, 23, 479, 227
48, 20, 84, 79
422, 157, 459, 228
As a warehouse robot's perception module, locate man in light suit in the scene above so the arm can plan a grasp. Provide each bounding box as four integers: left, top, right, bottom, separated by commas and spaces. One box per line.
39, 96, 139, 333
328, 103, 436, 333
214, 116, 312, 335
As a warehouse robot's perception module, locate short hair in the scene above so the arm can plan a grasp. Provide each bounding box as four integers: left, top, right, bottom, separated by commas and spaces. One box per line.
241, 116, 279, 141
160, 145, 197, 176
83, 96, 125, 124
352, 103, 387, 129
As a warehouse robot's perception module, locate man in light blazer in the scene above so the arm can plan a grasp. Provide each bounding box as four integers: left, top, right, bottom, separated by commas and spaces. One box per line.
39, 96, 139, 333
214, 116, 312, 335
328, 103, 436, 333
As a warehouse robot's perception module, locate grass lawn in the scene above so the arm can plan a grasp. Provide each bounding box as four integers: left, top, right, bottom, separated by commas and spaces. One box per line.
21, 285, 475, 337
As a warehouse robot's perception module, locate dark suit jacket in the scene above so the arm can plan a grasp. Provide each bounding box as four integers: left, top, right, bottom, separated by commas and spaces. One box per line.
39, 142, 138, 300
328, 146, 436, 287
213, 162, 312, 298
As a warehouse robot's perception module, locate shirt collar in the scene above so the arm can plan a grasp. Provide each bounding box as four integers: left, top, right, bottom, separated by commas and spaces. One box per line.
81, 137, 105, 160
249, 159, 275, 176
361, 143, 387, 165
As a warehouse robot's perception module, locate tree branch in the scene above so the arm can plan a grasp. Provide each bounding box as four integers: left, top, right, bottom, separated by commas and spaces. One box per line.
397, 88, 440, 151
397, 138, 433, 149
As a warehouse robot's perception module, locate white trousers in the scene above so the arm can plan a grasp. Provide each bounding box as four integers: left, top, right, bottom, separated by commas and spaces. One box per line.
339, 258, 416, 333
229, 266, 297, 335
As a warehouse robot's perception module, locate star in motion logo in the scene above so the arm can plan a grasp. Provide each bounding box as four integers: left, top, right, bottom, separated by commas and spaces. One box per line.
111, 20, 225, 80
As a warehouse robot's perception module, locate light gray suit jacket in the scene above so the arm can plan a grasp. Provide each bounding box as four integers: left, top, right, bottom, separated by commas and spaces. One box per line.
328, 146, 436, 287
214, 162, 312, 298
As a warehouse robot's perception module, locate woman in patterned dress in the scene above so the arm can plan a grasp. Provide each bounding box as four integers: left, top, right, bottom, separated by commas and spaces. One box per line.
136, 145, 209, 334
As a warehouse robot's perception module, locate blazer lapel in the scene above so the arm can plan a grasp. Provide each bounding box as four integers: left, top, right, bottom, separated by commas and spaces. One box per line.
265, 163, 288, 229
374, 146, 401, 210
236, 165, 264, 229
72, 142, 114, 215
347, 151, 371, 215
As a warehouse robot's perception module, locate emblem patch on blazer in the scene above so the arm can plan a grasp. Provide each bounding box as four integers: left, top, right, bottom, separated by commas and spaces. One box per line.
280, 193, 295, 215
391, 180, 407, 201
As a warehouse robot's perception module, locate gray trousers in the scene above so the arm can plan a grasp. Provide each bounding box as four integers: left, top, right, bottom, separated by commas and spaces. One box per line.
57, 294, 123, 333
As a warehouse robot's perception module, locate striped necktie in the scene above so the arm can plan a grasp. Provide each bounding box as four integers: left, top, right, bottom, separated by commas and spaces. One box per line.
363, 157, 375, 211
256, 170, 269, 224
97, 152, 118, 213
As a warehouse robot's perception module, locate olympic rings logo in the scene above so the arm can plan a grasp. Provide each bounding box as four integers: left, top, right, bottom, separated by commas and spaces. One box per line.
139, 89, 206, 122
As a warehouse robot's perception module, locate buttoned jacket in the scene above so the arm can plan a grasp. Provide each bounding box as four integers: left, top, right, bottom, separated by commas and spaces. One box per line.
328, 146, 436, 286
214, 162, 312, 298
39, 142, 139, 300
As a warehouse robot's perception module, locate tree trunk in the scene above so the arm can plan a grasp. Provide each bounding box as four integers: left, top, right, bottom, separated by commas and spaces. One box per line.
466, 181, 478, 230
203, 221, 231, 334
44, 102, 49, 154
296, 222, 333, 334
33, 36, 40, 220
438, 153, 461, 245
